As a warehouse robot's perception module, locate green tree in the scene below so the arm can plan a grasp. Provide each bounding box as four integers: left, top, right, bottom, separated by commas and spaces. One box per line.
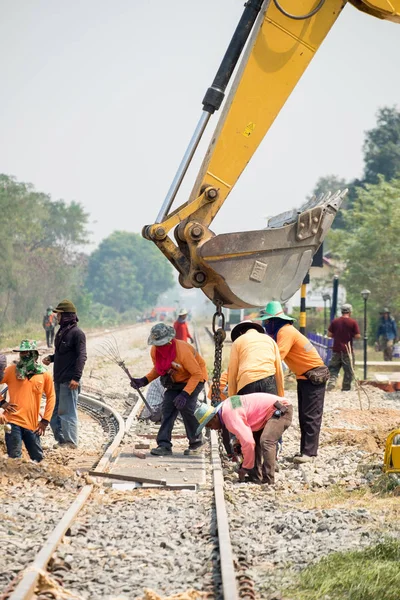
85, 231, 174, 312
308, 107, 400, 231
363, 106, 400, 184
309, 175, 348, 200
0, 174, 89, 328
328, 177, 400, 330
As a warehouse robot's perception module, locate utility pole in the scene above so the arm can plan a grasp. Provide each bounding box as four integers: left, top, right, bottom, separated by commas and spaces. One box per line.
300, 273, 309, 334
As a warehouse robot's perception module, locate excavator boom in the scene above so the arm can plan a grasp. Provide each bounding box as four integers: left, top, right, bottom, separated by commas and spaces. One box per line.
143, 0, 400, 308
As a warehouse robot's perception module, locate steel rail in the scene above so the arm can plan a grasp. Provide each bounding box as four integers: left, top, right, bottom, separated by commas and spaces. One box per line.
193, 326, 239, 600
9, 326, 238, 600
0, 323, 141, 360
9, 393, 127, 600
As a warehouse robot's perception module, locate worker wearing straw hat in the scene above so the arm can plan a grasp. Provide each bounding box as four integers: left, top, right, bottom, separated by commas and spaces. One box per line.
228, 320, 284, 397
173, 308, 194, 343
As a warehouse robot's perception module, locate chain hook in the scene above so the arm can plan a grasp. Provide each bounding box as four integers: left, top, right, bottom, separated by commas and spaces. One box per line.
211, 299, 226, 407
212, 299, 225, 334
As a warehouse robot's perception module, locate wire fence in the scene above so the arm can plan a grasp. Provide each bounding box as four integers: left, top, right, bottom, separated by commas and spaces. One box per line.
307, 333, 333, 366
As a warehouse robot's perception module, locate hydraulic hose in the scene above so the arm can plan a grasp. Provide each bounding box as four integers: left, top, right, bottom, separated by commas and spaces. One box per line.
273, 0, 326, 20
202, 0, 264, 113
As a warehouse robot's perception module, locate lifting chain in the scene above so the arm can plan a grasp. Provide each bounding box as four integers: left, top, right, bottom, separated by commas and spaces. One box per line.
210, 300, 226, 408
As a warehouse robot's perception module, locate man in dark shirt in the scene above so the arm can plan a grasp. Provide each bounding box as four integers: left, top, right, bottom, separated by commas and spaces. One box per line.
376, 308, 397, 361
43, 300, 87, 448
327, 303, 361, 391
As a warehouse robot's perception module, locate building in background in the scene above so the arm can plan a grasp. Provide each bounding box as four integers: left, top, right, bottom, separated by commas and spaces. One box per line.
286, 256, 346, 316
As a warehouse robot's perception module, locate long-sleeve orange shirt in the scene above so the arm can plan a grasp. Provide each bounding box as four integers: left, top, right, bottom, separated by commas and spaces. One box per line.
228, 329, 284, 397
145, 339, 208, 395
276, 325, 323, 379
1, 365, 55, 431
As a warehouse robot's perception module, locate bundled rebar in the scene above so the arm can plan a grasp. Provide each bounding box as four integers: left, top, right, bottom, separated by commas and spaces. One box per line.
97, 335, 130, 375
97, 335, 155, 416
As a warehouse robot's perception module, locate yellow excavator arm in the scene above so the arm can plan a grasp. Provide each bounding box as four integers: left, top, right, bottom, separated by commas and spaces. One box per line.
143, 0, 400, 309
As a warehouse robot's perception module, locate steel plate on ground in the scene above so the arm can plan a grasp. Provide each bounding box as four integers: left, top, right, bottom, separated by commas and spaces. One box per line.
108, 441, 206, 489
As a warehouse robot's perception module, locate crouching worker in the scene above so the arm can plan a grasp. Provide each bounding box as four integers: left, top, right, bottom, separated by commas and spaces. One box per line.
195, 393, 293, 484
1, 340, 55, 462
130, 323, 208, 456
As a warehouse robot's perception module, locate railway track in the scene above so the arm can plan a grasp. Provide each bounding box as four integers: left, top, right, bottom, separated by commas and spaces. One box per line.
2, 324, 257, 600
3, 323, 399, 600
3, 393, 131, 600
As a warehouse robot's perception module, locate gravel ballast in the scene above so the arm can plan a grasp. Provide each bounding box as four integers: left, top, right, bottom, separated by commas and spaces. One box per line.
1, 324, 400, 599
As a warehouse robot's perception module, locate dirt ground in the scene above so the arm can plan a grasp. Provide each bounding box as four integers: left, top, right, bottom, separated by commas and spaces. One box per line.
324, 407, 400, 453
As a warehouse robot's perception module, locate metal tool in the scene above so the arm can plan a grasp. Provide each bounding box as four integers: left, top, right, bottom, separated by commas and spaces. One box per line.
89, 470, 167, 486
97, 336, 156, 417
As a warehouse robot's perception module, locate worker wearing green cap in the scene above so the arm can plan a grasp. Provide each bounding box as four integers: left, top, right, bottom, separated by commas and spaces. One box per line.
43, 300, 87, 448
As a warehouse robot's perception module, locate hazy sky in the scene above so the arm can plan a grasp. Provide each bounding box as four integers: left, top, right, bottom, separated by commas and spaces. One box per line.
1, 0, 399, 249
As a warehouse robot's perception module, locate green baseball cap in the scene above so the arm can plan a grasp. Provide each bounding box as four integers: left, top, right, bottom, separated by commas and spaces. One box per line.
54, 299, 77, 313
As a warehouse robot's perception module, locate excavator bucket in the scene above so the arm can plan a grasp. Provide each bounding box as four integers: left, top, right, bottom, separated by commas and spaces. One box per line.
196, 190, 346, 309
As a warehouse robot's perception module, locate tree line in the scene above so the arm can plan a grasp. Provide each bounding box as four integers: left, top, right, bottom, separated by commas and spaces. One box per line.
2, 105, 398, 338
309, 106, 400, 329
0, 175, 174, 334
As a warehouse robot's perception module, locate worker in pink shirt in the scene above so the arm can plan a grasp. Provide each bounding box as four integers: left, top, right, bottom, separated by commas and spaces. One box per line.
195, 393, 292, 484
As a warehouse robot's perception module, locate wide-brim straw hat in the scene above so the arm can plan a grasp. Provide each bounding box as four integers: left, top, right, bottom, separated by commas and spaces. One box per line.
178, 308, 188, 316
147, 323, 176, 346
195, 402, 223, 436
230, 320, 265, 342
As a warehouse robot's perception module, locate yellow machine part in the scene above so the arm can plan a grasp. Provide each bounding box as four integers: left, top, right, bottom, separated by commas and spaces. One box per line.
188, 0, 400, 223
383, 429, 400, 473
189, 0, 346, 219
145, 0, 400, 308
350, 0, 400, 22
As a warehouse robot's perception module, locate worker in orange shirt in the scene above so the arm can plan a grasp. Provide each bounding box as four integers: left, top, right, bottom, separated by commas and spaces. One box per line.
173, 309, 194, 343
1, 340, 55, 462
261, 302, 329, 464
130, 323, 207, 456
228, 320, 284, 397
